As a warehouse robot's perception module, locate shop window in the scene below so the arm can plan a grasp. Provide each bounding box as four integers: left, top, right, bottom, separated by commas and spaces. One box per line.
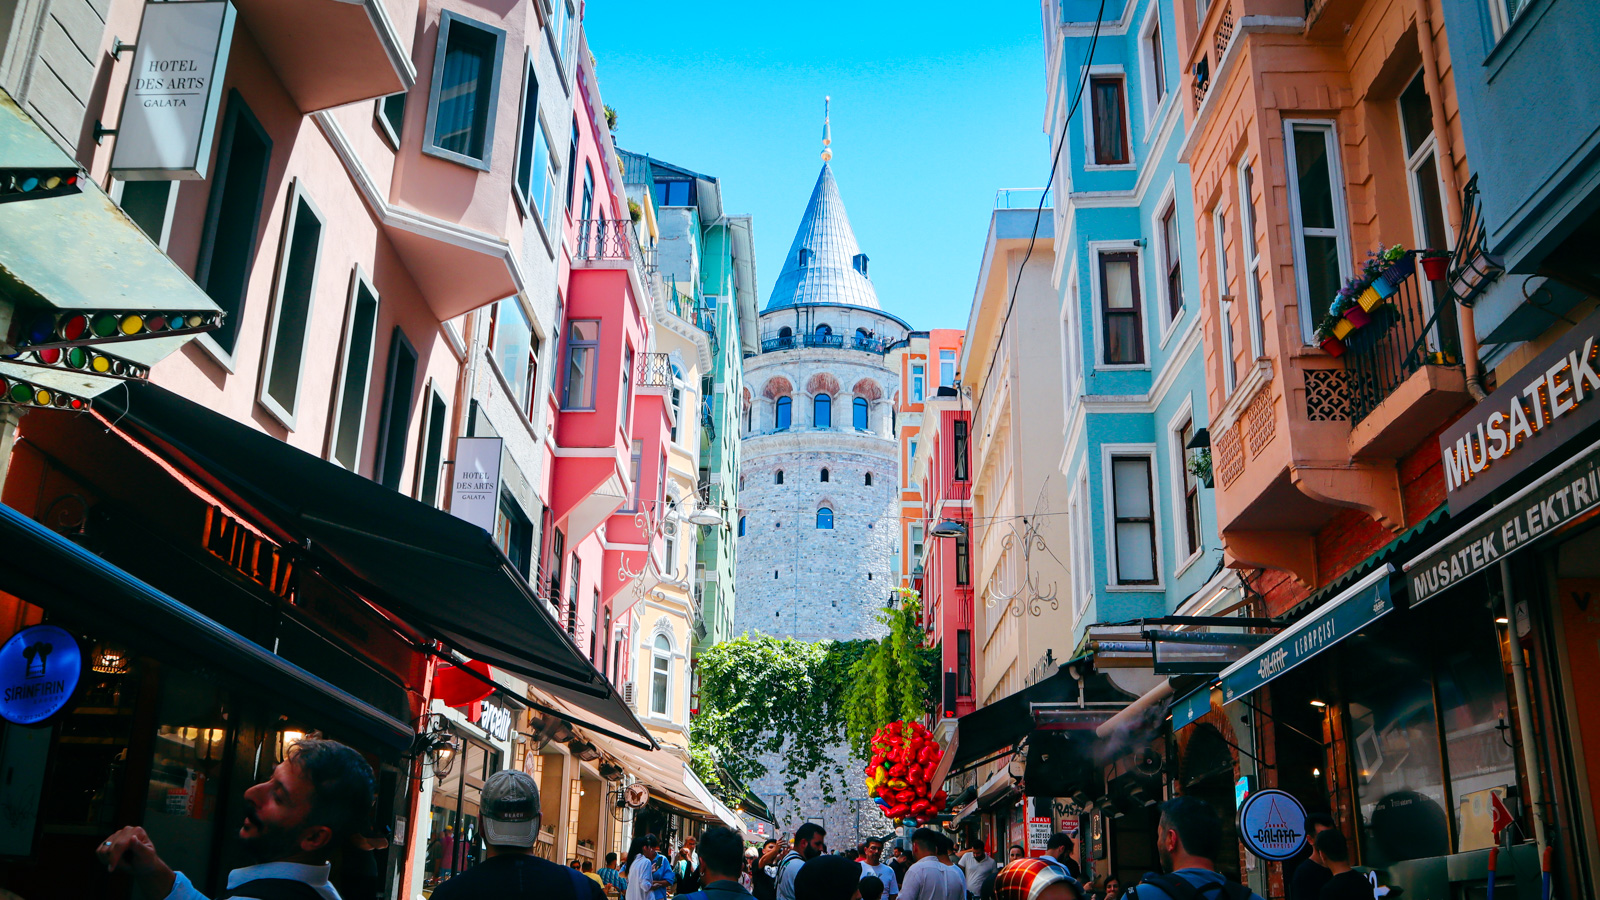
956, 630, 973, 697
416, 387, 448, 507
775, 396, 792, 431
425, 12, 505, 169
1111, 455, 1158, 584
425, 736, 496, 886
196, 92, 271, 357
814, 393, 831, 428
1089, 76, 1130, 166
1285, 122, 1351, 343
375, 327, 419, 492
561, 320, 600, 410
954, 420, 969, 481
330, 272, 380, 471
1100, 251, 1145, 365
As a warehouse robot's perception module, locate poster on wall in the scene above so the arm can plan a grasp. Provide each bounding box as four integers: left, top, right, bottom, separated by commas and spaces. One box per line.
1027, 814, 1053, 857
110, 1, 236, 180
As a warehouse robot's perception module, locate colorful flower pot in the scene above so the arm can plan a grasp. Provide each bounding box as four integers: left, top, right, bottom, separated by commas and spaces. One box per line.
1385, 255, 1416, 282
1320, 336, 1347, 357
1421, 255, 1449, 281
1357, 285, 1382, 311
1343, 305, 1372, 329
1332, 317, 1356, 340
1371, 275, 1399, 300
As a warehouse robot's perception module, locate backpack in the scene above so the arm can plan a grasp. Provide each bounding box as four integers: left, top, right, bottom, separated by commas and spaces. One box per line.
677, 860, 704, 894
1130, 872, 1254, 900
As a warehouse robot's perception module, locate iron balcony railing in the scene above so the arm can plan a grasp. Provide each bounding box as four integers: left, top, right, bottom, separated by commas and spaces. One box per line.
575, 218, 656, 304
995, 188, 1053, 210
1342, 252, 1462, 426
759, 331, 887, 354
637, 352, 672, 388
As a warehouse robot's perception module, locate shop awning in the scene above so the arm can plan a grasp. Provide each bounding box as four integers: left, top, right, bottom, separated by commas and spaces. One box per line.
581, 728, 739, 829
0, 92, 222, 399
952, 666, 1086, 771
1405, 435, 1600, 604
1217, 565, 1396, 705
0, 501, 413, 753
1169, 683, 1217, 731
97, 383, 651, 746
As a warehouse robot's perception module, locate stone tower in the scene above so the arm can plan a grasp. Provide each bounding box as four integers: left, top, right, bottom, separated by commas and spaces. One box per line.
735, 162, 910, 843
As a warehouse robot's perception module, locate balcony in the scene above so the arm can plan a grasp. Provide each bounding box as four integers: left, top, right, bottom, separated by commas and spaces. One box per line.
637, 352, 673, 391
1188, 1, 1235, 111
994, 188, 1053, 210
575, 219, 656, 306
757, 331, 888, 354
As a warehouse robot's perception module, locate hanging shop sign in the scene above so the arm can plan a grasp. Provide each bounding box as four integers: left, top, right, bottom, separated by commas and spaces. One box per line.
1407, 435, 1600, 604
1441, 305, 1600, 511
1170, 684, 1216, 731
1236, 789, 1307, 861
110, 1, 236, 180
450, 437, 503, 534
1218, 566, 1394, 705
0, 625, 82, 724
476, 700, 512, 742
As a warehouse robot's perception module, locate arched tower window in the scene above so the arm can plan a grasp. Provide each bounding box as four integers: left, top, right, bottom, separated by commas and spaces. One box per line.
775, 470, 785, 485
650, 634, 671, 716
820, 468, 830, 483
865, 472, 873, 486
814, 394, 831, 428
816, 323, 832, 337
775, 396, 792, 430
816, 507, 834, 529
853, 397, 869, 430
738, 516, 747, 536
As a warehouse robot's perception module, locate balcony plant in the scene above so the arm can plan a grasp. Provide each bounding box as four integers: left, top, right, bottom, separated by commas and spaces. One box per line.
1314, 314, 1348, 357
1420, 248, 1450, 281
1187, 447, 1214, 489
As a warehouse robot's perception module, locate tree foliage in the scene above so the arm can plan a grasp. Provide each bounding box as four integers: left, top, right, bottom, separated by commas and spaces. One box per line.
842, 591, 940, 760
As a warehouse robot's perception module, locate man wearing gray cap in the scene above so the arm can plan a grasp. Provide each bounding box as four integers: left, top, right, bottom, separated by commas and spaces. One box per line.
430, 769, 605, 900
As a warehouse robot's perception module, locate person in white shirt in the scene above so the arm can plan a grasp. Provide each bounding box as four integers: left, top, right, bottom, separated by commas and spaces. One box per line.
628, 833, 665, 900
936, 835, 967, 898
776, 822, 827, 900
98, 739, 373, 900
898, 829, 963, 900
859, 836, 900, 900
957, 842, 998, 900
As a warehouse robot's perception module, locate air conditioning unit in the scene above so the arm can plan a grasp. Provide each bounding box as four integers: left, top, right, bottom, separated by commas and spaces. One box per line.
622, 681, 636, 710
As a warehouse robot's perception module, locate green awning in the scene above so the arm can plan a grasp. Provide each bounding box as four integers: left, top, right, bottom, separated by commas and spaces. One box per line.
1218, 564, 1396, 704
0, 91, 221, 398
1170, 683, 1216, 730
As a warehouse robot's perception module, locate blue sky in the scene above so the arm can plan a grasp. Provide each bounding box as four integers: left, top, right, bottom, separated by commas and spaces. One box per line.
585, 1, 1050, 331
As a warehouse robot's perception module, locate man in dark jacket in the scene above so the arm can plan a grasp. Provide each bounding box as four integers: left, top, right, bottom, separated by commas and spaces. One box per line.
428, 769, 604, 900
678, 827, 754, 900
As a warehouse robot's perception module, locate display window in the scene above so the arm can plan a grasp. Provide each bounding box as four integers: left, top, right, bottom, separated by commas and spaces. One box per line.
425, 734, 499, 891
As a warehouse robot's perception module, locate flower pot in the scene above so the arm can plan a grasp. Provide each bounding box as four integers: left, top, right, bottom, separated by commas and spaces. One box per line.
1385, 255, 1416, 282
1332, 317, 1356, 340
1421, 255, 1449, 281
1371, 275, 1399, 300
1357, 285, 1382, 311
1320, 336, 1347, 357
1343, 306, 1372, 329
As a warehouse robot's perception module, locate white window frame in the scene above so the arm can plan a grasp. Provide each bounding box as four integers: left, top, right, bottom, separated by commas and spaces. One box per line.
1101, 443, 1164, 591
1282, 120, 1354, 345
1152, 178, 1186, 344
1061, 266, 1082, 417
1488, 0, 1525, 40
912, 365, 925, 402
375, 91, 405, 149
1399, 71, 1454, 254
1087, 239, 1151, 370
1137, 4, 1167, 130
1068, 465, 1093, 617
1166, 398, 1204, 576
109, 179, 179, 251
1212, 204, 1238, 397
939, 349, 957, 387
258, 179, 326, 431
1236, 159, 1266, 361
327, 265, 381, 469
649, 630, 673, 718
1083, 65, 1135, 170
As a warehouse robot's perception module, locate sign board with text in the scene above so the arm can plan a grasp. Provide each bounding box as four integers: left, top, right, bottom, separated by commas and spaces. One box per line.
450, 437, 503, 534
1027, 815, 1053, 856
1441, 305, 1600, 512
1237, 789, 1307, 861
0, 625, 81, 725
111, 1, 236, 180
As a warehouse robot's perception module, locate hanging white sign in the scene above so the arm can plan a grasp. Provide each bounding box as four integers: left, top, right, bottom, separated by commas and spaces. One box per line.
110, 1, 235, 180
450, 437, 503, 534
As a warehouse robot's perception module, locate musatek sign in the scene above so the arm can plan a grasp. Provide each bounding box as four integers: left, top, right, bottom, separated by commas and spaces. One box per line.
1440, 306, 1600, 511
110, 1, 236, 180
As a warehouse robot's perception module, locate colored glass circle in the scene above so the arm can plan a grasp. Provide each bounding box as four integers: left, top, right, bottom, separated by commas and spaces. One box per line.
90, 355, 111, 374
27, 314, 54, 344
19, 177, 37, 192
147, 316, 167, 332
119, 314, 143, 335
8, 383, 29, 403
33, 348, 59, 365
65, 347, 86, 369
91, 313, 118, 337
32, 389, 49, 406
69, 398, 84, 410
61, 315, 88, 341
188, 314, 205, 328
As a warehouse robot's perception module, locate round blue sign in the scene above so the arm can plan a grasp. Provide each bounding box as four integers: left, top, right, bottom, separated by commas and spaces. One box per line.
0, 625, 81, 724
1236, 788, 1307, 861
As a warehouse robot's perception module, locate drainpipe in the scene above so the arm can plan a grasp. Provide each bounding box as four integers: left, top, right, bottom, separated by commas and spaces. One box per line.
1415, 0, 1488, 400
1500, 558, 1548, 857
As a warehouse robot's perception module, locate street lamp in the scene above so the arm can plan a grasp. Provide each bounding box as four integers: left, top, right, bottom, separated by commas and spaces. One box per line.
930, 520, 967, 539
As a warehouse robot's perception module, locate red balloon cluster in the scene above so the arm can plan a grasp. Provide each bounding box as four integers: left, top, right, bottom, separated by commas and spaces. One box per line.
864, 721, 949, 825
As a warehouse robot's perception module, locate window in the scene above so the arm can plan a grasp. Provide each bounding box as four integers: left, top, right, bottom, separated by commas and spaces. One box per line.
1100, 251, 1145, 364
662, 519, 677, 577
566, 555, 581, 634
670, 386, 682, 443
912, 365, 925, 402
546, 527, 565, 605
939, 350, 956, 387
195, 92, 272, 356
1285, 122, 1350, 343
853, 253, 869, 275
258, 184, 325, 427
1399, 71, 1449, 255
375, 328, 419, 491
550, 0, 571, 65
513, 57, 556, 222
956, 630, 973, 697
813, 394, 831, 428
853, 396, 870, 431
820, 467, 830, 483
561, 320, 599, 409
953, 420, 970, 481
491, 298, 533, 409
816, 507, 834, 529
425, 12, 505, 169
1238, 161, 1266, 359
330, 271, 380, 470
1142, 14, 1166, 115
1176, 418, 1202, 558
816, 323, 833, 338
775, 396, 792, 430
416, 387, 448, 507
1489, 0, 1526, 39
1212, 205, 1238, 396
650, 634, 670, 716
589, 589, 601, 661
494, 493, 533, 578
1090, 76, 1129, 166
798, 248, 811, 267
581, 164, 594, 222
1111, 455, 1158, 584
1161, 203, 1183, 320
955, 534, 970, 585
1069, 473, 1093, 614
377, 92, 406, 147
775, 470, 784, 485
624, 440, 643, 512
864, 472, 873, 486
114, 180, 177, 250
653, 180, 692, 207
911, 524, 925, 561
738, 516, 746, 536
621, 345, 634, 429
565, 117, 579, 211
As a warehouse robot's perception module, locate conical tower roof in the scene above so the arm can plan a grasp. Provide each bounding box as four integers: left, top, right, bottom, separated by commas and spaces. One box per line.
765, 164, 880, 311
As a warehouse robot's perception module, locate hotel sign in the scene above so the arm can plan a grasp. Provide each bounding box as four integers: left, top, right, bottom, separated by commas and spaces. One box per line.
450, 437, 503, 534
110, 1, 235, 180
1441, 306, 1600, 512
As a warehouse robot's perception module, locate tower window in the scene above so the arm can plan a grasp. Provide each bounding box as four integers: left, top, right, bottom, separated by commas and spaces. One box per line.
820, 467, 830, 483
775, 396, 792, 430
814, 393, 832, 428
798, 248, 811, 267
865, 472, 873, 486
775, 469, 784, 485
853, 396, 869, 431
738, 516, 746, 536
853, 253, 869, 275
816, 507, 834, 530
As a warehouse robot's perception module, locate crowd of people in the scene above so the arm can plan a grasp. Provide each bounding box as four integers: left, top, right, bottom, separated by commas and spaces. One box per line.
90, 736, 1365, 900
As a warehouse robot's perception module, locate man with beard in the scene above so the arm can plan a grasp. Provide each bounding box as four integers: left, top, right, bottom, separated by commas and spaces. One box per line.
1126, 798, 1260, 900
97, 738, 374, 899
858, 837, 899, 900
430, 769, 604, 900
776, 823, 827, 900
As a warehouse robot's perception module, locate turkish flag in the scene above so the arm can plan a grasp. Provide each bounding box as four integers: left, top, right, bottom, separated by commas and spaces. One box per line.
1490, 790, 1514, 840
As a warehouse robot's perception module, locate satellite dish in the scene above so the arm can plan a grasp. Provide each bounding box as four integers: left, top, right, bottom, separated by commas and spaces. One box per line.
625, 783, 650, 809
